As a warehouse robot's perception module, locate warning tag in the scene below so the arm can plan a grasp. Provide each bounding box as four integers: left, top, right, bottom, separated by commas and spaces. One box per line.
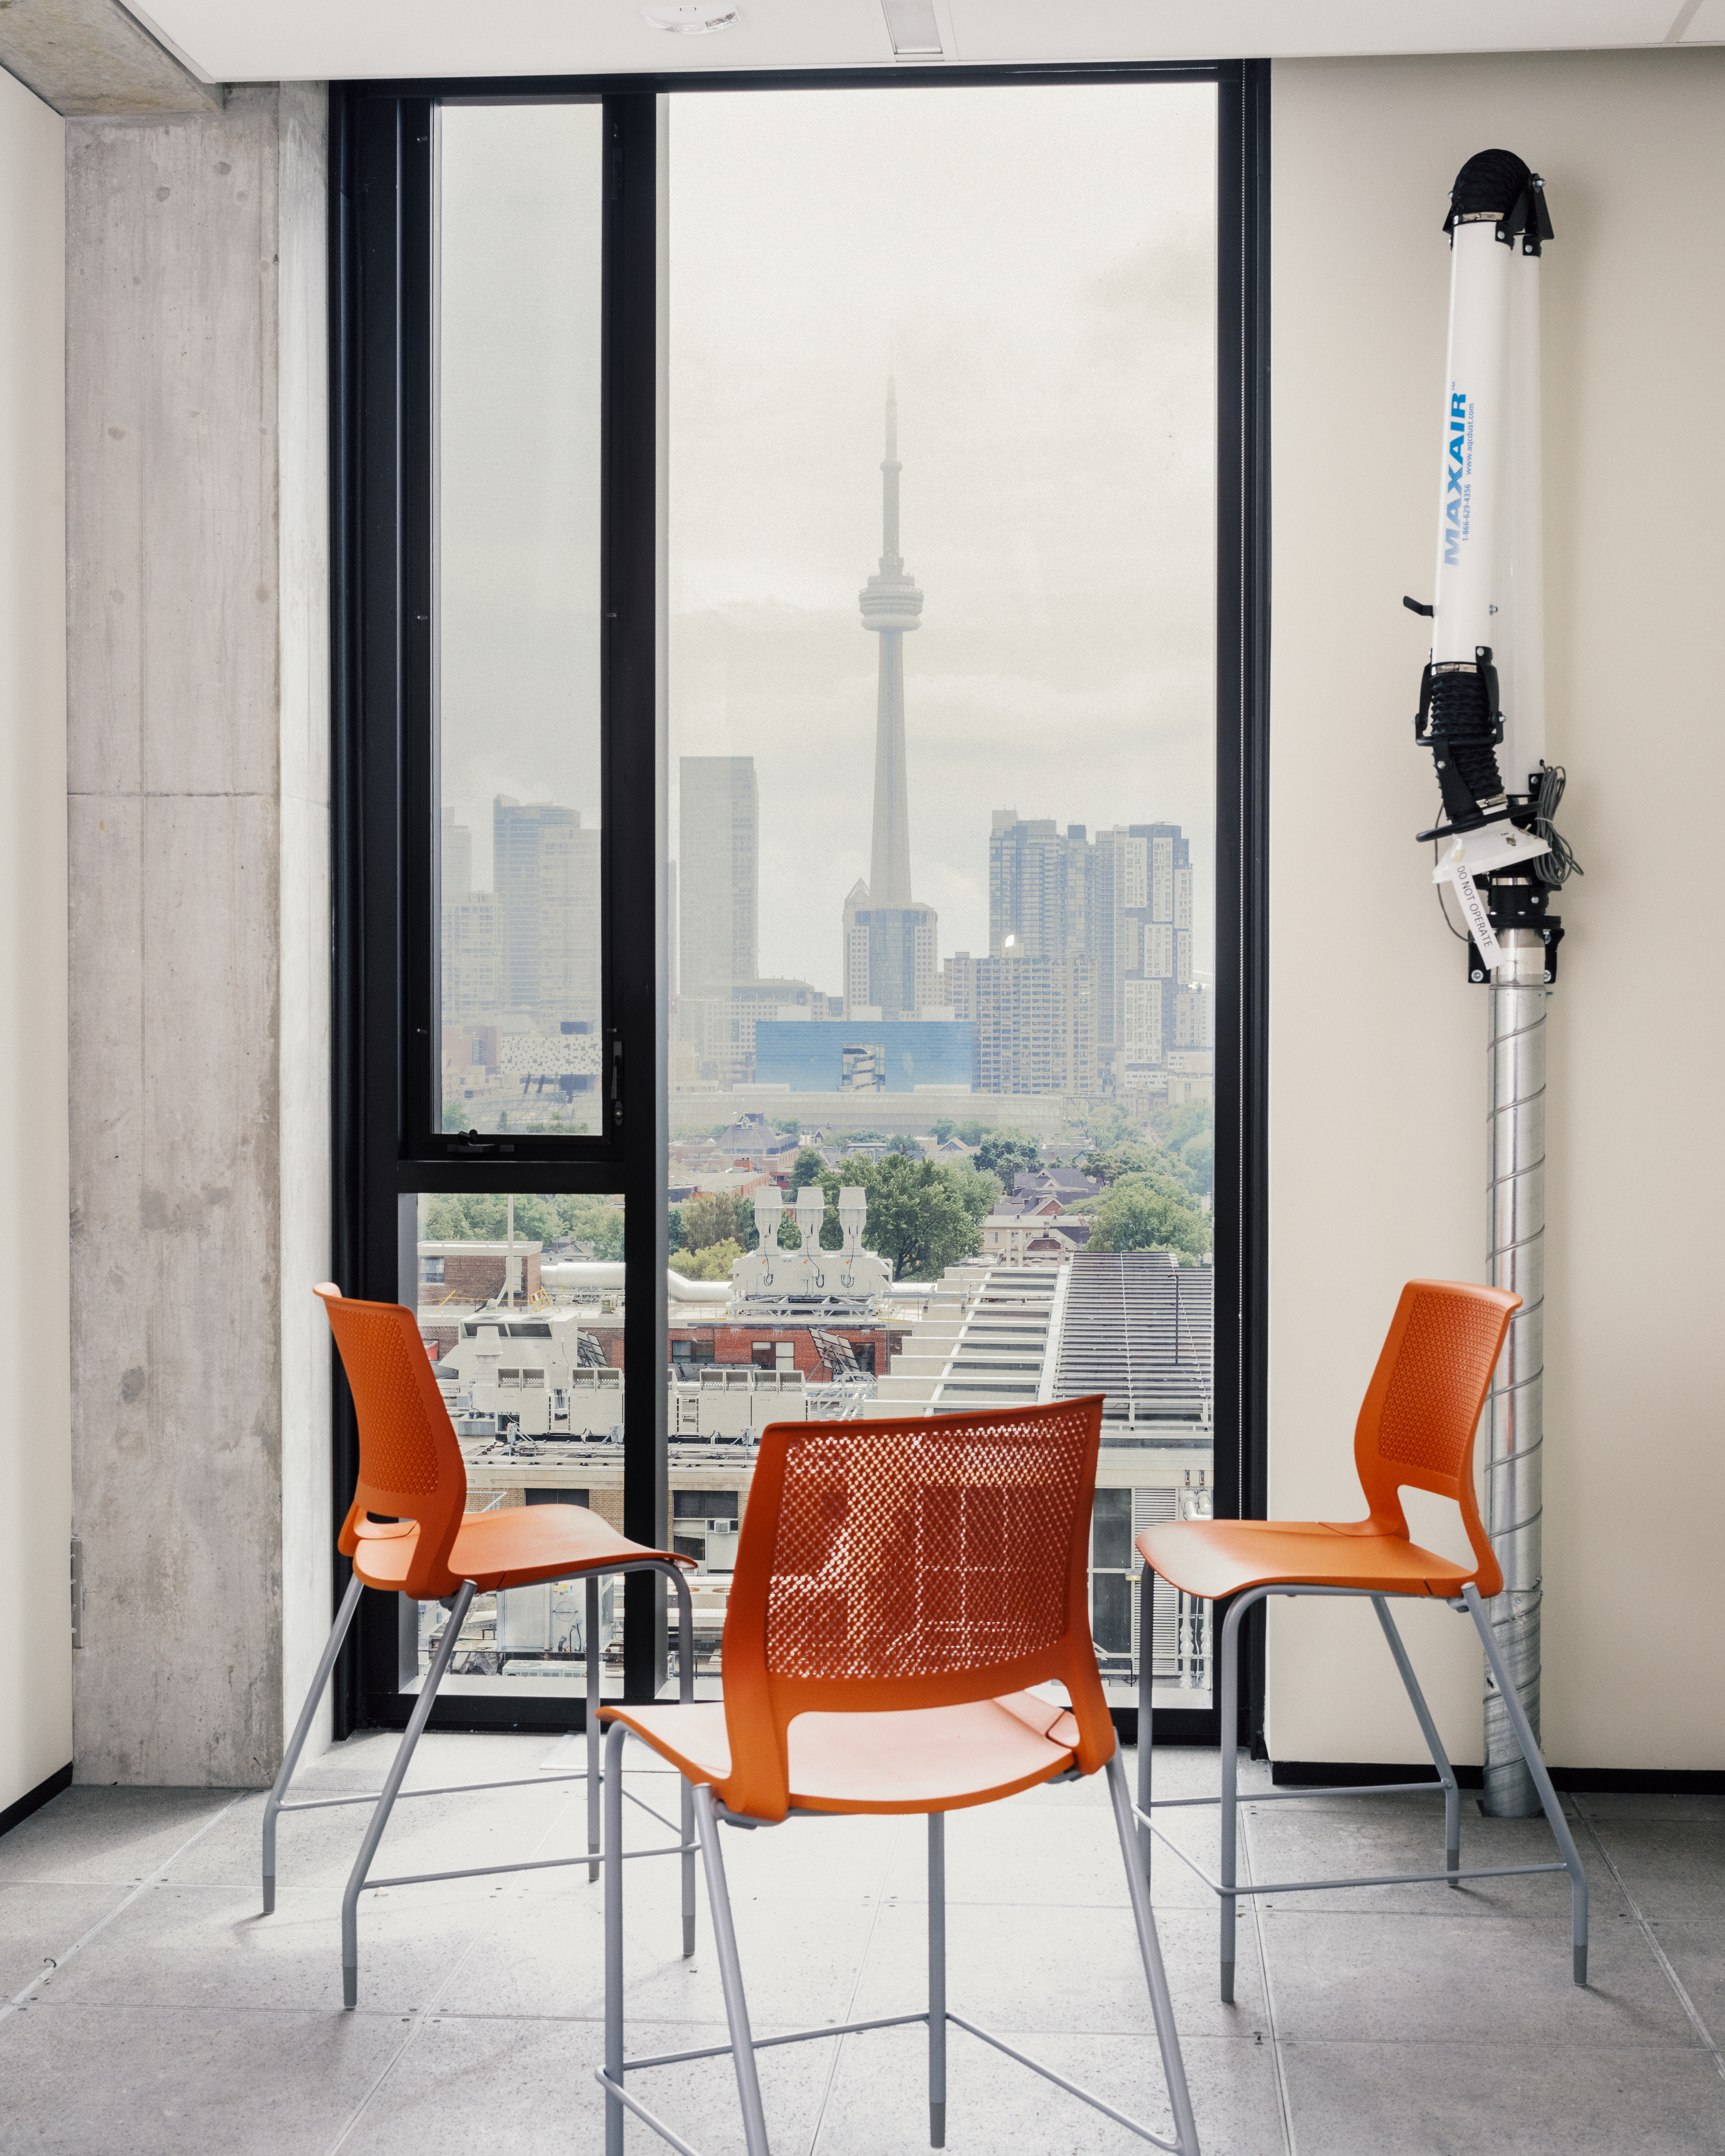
1438, 850, 1501, 970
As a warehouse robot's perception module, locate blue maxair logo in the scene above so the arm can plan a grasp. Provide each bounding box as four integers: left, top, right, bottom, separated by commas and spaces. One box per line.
1444, 389, 1466, 566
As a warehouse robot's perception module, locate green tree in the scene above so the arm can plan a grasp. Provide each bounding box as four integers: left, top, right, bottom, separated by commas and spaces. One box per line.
1158, 1098, 1214, 1152
1088, 1172, 1211, 1262
681, 1191, 741, 1252
975, 1128, 1041, 1181
852, 1155, 981, 1280
673, 1237, 740, 1281
931, 1119, 956, 1144
1172, 1129, 1213, 1199
1083, 1140, 1167, 1186
789, 1146, 829, 1189
884, 1133, 922, 1157
1079, 1102, 1141, 1152
421, 1193, 560, 1243
667, 1204, 684, 1255
954, 1118, 986, 1146
941, 1159, 1002, 1227
552, 1194, 625, 1259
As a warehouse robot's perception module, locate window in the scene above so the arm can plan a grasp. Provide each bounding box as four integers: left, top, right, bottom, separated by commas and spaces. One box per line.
663, 81, 1244, 1708
333, 66, 1265, 1747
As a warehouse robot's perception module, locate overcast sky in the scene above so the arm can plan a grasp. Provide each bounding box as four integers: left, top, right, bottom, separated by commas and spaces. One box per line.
438, 83, 1218, 993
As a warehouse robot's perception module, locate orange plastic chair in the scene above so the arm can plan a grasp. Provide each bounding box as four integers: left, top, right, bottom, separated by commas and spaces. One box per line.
1135, 1279, 1587, 2003
596, 1396, 1200, 2156
261, 1285, 698, 2008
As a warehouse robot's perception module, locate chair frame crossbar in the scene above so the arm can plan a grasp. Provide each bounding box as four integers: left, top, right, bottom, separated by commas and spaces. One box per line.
1136, 1575, 1589, 2000
597, 1720, 1200, 2156
262, 1559, 698, 2007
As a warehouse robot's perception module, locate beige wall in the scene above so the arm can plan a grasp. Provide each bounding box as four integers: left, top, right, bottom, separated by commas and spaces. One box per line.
0, 67, 70, 1817
1267, 49, 1725, 1771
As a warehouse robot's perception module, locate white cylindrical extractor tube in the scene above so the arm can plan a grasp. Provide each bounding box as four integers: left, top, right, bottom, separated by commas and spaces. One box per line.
1498, 241, 1547, 792
1432, 218, 1512, 668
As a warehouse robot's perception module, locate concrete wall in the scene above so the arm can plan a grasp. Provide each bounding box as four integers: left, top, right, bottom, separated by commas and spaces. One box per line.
0, 70, 70, 1820
1266, 49, 1725, 1772
66, 84, 330, 1785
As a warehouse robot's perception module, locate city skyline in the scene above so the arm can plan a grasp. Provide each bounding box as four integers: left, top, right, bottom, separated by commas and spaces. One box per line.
667, 84, 1217, 991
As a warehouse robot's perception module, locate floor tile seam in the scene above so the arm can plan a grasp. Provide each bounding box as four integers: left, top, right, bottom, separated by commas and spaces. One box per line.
1239, 1802, 1300, 2156
0, 1791, 253, 2027
1572, 1797, 1725, 2089
319, 1782, 586, 2156
1245, 2034, 1714, 2051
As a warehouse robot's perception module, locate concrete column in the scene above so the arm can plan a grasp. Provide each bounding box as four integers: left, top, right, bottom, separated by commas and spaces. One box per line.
66, 84, 330, 1785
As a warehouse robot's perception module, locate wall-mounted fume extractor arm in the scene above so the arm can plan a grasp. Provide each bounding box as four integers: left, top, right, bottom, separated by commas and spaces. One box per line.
1408, 148, 1568, 897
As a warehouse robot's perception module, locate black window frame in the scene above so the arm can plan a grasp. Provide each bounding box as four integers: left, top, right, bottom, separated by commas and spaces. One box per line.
329, 61, 1269, 1751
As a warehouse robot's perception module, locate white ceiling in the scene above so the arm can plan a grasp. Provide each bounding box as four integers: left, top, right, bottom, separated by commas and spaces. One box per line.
125, 0, 1718, 88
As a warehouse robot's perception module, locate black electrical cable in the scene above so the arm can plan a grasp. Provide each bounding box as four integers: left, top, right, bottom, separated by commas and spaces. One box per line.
1531, 764, 1583, 886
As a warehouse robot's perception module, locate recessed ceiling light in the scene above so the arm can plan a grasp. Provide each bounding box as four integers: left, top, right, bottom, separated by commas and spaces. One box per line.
643, 2, 738, 31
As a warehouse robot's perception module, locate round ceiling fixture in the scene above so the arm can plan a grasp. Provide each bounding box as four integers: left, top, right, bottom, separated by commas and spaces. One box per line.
642, 2, 738, 30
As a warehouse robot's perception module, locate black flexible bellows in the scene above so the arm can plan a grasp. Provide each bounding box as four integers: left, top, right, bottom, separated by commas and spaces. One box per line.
1443, 149, 1554, 249
1428, 670, 1505, 803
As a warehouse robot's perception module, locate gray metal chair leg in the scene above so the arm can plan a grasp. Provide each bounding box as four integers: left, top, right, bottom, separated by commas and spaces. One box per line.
1462, 1583, 1589, 1983
1105, 1752, 1201, 2156
1137, 1563, 1154, 1887
1218, 1592, 1255, 2004
1371, 1595, 1462, 1886
694, 1785, 772, 2156
262, 1569, 364, 1915
603, 1720, 628, 2156
668, 1561, 698, 1958
339, 1579, 474, 2009
586, 1575, 602, 1885
928, 1812, 947, 2148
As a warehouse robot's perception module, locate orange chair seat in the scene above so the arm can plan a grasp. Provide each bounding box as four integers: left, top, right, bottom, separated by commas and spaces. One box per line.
351, 1503, 694, 1596
1138, 1517, 1476, 1603
603, 1692, 1083, 1817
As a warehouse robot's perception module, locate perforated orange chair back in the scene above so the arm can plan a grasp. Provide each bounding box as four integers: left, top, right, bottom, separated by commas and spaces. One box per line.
719, 1395, 1112, 1821
316, 1283, 469, 1601
1351, 1278, 1518, 1598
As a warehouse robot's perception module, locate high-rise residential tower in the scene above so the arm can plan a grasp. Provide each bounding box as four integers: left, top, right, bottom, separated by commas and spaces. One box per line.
678, 755, 759, 994
492, 795, 599, 1029
844, 383, 938, 1018
989, 811, 1094, 963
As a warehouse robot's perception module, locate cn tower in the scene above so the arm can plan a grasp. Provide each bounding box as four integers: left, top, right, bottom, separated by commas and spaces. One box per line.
842, 381, 938, 1021
859, 379, 923, 906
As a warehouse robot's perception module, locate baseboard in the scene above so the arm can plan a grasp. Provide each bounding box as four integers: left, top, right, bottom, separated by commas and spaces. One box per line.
1272, 1759, 1725, 1797
0, 1761, 73, 1841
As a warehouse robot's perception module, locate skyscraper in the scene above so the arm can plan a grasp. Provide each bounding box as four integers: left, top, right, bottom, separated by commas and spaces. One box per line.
843, 383, 938, 1018
989, 811, 1094, 963
977, 951, 1097, 1096
679, 755, 758, 994
1093, 821, 1194, 1093
493, 796, 599, 1028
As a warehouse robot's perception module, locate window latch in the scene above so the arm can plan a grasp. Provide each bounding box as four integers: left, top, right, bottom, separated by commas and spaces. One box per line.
609, 1034, 623, 1129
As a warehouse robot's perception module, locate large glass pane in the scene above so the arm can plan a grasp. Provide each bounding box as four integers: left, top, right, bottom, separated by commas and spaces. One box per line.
408, 1190, 643, 1698
664, 84, 1218, 1706
434, 104, 605, 1136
